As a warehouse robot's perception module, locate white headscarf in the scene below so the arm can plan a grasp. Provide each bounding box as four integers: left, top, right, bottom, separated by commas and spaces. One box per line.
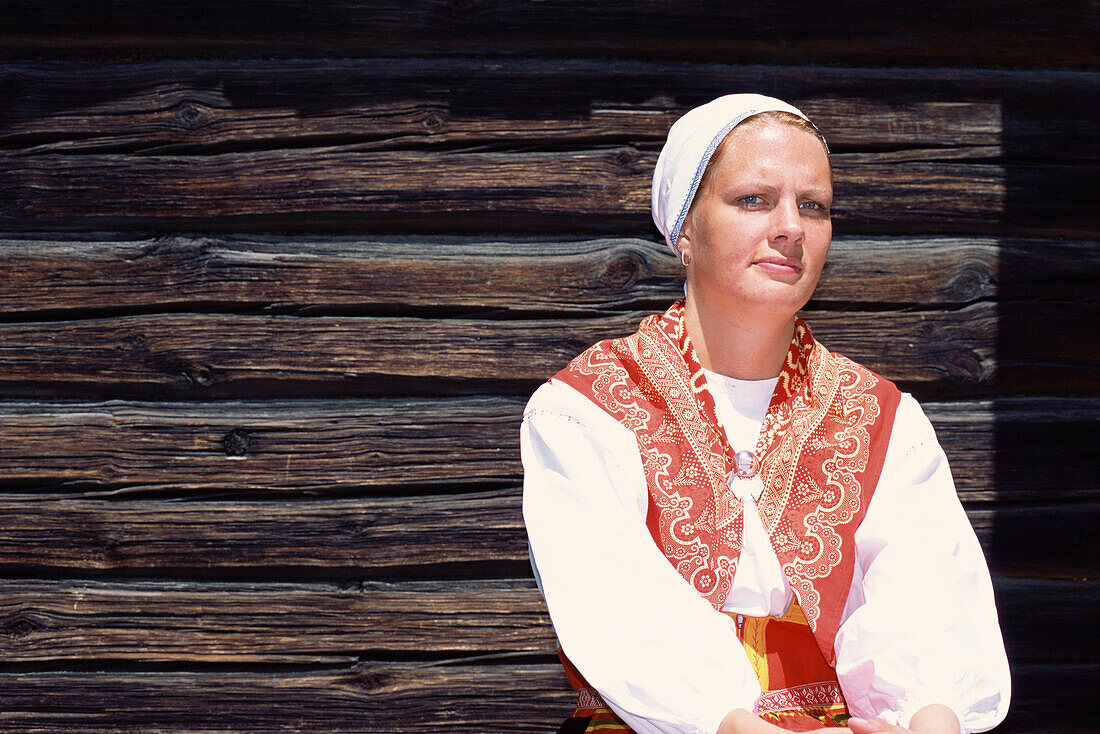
651, 93, 822, 255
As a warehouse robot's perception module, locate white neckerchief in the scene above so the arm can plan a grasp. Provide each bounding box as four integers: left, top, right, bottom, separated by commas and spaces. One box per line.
703, 369, 791, 615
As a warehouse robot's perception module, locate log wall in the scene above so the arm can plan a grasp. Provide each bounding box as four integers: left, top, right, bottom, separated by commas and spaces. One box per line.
0, 2, 1096, 731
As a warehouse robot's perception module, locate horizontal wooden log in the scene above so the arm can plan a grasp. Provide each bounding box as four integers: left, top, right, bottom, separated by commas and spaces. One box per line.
1, 235, 1095, 316
0, 489, 529, 575
0, 488, 1092, 577
0, 1, 1095, 68
0, 579, 554, 663
0, 663, 574, 733
926, 398, 1100, 502
994, 577, 1100, 664
2, 147, 1094, 236
0, 303, 1094, 398
965, 503, 1100, 578
0, 397, 1094, 499
998, 664, 1100, 731
2, 60, 1094, 159
0, 397, 527, 491
0, 662, 1087, 732
0, 576, 1089, 664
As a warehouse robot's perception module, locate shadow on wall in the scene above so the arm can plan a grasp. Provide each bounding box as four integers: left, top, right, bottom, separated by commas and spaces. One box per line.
989, 83, 1100, 729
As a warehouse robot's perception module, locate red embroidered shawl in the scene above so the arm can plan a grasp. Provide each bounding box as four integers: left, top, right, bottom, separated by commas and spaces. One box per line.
555, 300, 900, 665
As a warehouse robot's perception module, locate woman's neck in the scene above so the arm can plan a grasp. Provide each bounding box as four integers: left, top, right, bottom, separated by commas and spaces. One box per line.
683, 295, 795, 380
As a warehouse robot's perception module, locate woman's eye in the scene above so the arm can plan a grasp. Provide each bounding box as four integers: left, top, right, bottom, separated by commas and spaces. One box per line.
800, 201, 829, 214
739, 195, 765, 206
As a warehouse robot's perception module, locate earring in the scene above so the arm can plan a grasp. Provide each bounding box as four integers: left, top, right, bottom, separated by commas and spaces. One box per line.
678, 249, 691, 267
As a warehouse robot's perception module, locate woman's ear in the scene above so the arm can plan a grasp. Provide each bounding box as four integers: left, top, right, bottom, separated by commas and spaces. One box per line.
675, 228, 693, 267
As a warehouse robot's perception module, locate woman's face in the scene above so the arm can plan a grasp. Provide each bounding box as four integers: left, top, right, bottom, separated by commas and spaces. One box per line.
677, 119, 833, 320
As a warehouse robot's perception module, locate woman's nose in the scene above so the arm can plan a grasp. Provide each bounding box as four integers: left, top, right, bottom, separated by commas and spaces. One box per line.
770, 199, 805, 245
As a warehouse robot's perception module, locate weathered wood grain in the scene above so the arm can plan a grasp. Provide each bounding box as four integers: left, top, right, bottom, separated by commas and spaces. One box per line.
926, 398, 1100, 502
0, 579, 554, 663
0, 662, 1086, 732
0, 397, 527, 491
0, 398, 1094, 499
0, 489, 529, 575
3, 147, 1093, 236
1, 146, 649, 232
0, 488, 1092, 577
0, 303, 1094, 398
0, 1, 1094, 67
0, 663, 574, 733
0, 576, 1089, 664
2, 61, 1094, 158
1, 235, 1094, 315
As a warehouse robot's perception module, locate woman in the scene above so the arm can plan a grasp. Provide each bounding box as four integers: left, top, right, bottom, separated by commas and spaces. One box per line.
521, 94, 1010, 733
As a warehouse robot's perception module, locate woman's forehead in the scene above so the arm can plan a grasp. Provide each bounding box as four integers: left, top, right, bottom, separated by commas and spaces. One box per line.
708, 122, 832, 188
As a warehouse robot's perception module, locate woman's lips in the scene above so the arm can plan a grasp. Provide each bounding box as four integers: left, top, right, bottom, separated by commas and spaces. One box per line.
753, 257, 803, 275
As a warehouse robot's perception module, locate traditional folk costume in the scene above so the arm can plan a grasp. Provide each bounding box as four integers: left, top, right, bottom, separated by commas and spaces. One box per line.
520, 95, 1010, 733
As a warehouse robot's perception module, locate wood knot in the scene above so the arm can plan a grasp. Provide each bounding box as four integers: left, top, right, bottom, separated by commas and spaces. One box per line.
223, 429, 251, 457
353, 670, 387, 691
1, 614, 45, 638
945, 350, 984, 382
126, 333, 149, 350
947, 263, 992, 302
185, 363, 215, 387
600, 250, 644, 289
172, 103, 206, 129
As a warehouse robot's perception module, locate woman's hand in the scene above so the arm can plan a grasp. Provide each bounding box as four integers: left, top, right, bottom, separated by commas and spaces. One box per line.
717, 709, 800, 734
848, 704, 961, 734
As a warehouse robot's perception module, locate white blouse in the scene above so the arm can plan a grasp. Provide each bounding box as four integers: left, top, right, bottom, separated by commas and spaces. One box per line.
521, 373, 1010, 734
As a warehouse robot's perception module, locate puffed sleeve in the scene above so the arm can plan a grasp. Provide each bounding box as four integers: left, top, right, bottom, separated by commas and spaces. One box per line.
834, 393, 1011, 732
522, 379, 762, 734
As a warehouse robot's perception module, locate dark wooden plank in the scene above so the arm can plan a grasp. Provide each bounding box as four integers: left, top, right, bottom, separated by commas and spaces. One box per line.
1, 235, 1095, 316
0, 489, 1091, 577
0, 489, 529, 576
0, 397, 527, 492
994, 577, 1100, 664
0, 1, 1094, 67
0, 576, 1089, 664
0, 579, 554, 663
0, 662, 1086, 732
0, 398, 1094, 499
817, 238, 1100, 305
966, 502, 1100, 578
0, 303, 1094, 398
0, 663, 574, 733
0, 146, 648, 233
2, 60, 1095, 159
2, 147, 1093, 236
812, 303, 1098, 398
992, 664, 1098, 732
929, 399, 1100, 504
